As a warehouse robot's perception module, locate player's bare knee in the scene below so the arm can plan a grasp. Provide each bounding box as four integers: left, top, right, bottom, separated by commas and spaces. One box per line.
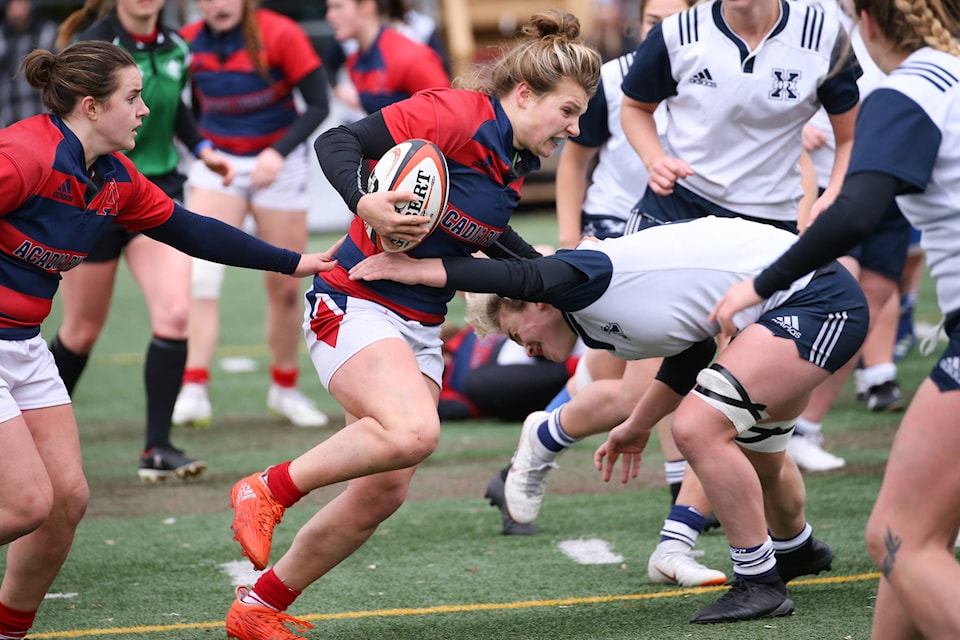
669, 414, 702, 459
153, 300, 190, 337
6, 482, 55, 538
392, 425, 440, 466
59, 477, 91, 529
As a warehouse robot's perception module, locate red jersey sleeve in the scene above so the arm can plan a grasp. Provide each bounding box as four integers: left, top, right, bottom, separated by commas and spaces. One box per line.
259, 9, 322, 85
113, 153, 175, 231
380, 88, 488, 154
0, 151, 30, 215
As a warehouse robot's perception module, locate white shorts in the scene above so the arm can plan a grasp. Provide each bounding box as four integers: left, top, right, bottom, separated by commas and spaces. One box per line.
304, 293, 444, 390
187, 144, 311, 211
0, 334, 72, 422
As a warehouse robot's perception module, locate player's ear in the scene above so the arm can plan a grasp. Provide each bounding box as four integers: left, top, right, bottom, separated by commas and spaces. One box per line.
79, 95, 100, 121
515, 82, 532, 108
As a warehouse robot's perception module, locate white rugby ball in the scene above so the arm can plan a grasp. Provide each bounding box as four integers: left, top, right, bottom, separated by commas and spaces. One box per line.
366, 138, 449, 253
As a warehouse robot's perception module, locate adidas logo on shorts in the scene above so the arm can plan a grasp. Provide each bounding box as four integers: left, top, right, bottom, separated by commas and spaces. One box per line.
939, 356, 960, 386
772, 315, 802, 339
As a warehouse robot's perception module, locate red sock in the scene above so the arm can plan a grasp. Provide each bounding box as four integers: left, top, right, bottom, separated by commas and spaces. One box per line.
265, 461, 307, 508
182, 368, 209, 385
253, 568, 301, 611
271, 366, 298, 388
0, 602, 35, 639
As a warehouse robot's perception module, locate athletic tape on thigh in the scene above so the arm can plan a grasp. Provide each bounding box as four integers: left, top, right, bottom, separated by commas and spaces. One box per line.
573, 355, 594, 392
191, 257, 227, 299
691, 363, 769, 433
735, 419, 795, 453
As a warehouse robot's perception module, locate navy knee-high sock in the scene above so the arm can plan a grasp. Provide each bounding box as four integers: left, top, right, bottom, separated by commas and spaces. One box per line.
144, 336, 187, 450
48, 333, 89, 395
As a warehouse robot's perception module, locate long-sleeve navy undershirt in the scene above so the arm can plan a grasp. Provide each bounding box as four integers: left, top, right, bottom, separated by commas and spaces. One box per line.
143, 204, 300, 274
754, 171, 903, 298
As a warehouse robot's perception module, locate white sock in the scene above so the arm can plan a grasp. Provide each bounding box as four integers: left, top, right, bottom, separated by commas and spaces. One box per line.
793, 416, 822, 438
664, 459, 687, 485
862, 362, 897, 388
528, 407, 579, 463
771, 522, 813, 553
731, 538, 776, 578
241, 589, 278, 610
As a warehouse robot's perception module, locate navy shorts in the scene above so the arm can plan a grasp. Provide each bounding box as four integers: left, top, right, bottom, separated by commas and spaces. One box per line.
929, 311, 960, 392
581, 212, 627, 240
85, 170, 185, 263
758, 264, 869, 373
634, 184, 799, 234
843, 194, 910, 281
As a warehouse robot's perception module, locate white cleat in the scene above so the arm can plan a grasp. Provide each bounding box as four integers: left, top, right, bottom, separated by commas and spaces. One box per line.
787, 433, 846, 472
172, 382, 212, 428
648, 546, 727, 587
267, 385, 330, 428
504, 411, 557, 524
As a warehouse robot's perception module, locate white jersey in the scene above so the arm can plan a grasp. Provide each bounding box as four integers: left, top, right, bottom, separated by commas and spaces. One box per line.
806, 4, 882, 186
574, 53, 666, 219
550, 217, 812, 360
849, 47, 960, 315
623, 0, 860, 221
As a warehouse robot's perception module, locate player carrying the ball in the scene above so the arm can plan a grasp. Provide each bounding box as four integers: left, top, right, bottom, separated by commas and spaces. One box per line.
223, 10, 602, 640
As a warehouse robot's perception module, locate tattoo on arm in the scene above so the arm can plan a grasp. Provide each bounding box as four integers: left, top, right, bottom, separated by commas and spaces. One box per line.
881, 526, 902, 578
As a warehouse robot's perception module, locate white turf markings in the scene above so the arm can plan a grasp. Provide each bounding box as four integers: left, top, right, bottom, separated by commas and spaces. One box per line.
220, 560, 265, 587
556, 538, 624, 565
220, 542, 622, 585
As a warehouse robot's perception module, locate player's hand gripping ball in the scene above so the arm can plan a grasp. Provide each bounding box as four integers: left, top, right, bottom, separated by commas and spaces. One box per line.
366, 139, 449, 253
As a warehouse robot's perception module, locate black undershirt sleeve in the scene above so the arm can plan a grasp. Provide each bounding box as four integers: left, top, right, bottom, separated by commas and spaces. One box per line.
143, 204, 300, 274
655, 338, 717, 395
754, 171, 902, 298
441, 255, 588, 305
173, 100, 204, 154
314, 112, 397, 213
483, 225, 543, 259
271, 67, 332, 157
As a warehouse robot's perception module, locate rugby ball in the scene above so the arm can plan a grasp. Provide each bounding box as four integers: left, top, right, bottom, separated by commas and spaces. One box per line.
366, 139, 449, 253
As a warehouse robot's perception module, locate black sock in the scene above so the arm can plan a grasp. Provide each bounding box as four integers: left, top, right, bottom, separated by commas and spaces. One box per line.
669, 481, 682, 505
48, 333, 89, 395
144, 336, 187, 450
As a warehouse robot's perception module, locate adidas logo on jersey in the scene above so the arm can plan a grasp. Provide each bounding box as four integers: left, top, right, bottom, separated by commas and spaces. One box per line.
53, 179, 73, 202
772, 315, 802, 338
689, 68, 717, 88
939, 357, 960, 386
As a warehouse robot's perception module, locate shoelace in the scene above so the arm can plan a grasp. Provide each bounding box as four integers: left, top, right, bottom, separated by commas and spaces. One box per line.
247, 608, 315, 636
258, 497, 285, 531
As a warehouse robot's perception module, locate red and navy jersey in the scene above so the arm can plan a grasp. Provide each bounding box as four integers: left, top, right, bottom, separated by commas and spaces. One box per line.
347, 26, 449, 114
181, 9, 321, 156
0, 115, 172, 339
316, 88, 539, 324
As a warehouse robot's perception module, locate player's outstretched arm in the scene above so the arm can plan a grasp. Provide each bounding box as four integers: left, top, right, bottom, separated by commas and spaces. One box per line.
292, 235, 346, 277
349, 252, 448, 287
